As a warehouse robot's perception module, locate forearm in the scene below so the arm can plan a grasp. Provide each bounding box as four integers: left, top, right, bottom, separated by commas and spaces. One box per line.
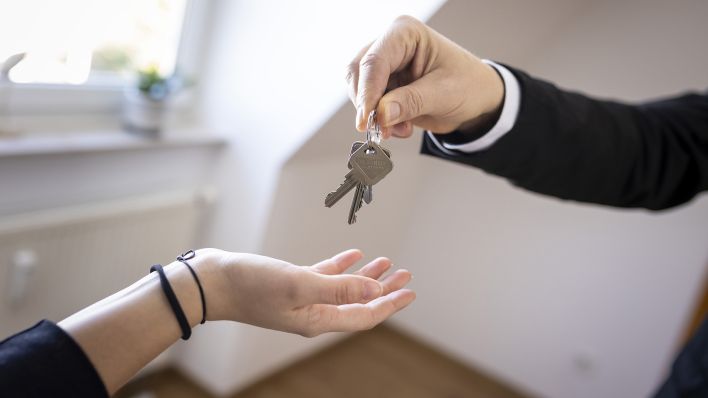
424, 66, 708, 210
58, 260, 207, 394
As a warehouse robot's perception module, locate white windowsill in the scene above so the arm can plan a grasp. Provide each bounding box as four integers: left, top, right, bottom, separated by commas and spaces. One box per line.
0, 129, 226, 158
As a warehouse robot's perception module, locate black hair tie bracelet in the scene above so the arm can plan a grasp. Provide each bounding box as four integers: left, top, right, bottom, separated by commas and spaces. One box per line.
177, 250, 207, 325
150, 264, 192, 340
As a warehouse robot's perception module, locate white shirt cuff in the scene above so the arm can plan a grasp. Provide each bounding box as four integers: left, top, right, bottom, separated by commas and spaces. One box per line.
426, 60, 521, 154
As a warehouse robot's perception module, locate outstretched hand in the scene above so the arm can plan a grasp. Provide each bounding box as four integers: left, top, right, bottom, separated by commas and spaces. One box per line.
58, 248, 414, 394
200, 248, 415, 337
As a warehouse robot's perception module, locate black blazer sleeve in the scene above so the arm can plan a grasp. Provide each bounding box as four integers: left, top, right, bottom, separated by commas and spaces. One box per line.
0, 320, 108, 398
422, 65, 708, 210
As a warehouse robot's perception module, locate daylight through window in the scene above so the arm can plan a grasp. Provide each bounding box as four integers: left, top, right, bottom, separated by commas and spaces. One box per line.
0, 0, 187, 85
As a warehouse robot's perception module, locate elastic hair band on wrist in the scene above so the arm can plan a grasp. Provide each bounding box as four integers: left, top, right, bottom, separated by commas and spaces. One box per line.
177, 250, 207, 324
150, 264, 192, 340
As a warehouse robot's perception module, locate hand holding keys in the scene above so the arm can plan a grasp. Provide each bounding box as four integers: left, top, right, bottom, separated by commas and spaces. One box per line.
325, 111, 393, 224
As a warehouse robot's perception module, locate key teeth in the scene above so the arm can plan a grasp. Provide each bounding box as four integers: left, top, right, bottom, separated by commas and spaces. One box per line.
324, 173, 358, 208
324, 192, 336, 207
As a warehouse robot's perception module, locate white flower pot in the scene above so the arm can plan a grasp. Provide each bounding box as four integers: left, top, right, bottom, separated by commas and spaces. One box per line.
122, 89, 171, 137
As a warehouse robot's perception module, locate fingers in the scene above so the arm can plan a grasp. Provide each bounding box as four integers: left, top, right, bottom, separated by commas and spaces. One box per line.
310, 249, 363, 275
377, 72, 441, 129
355, 47, 391, 131
305, 252, 411, 309
382, 121, 414, 139
318, 289, 417, 334
294, 269, 415, 336
380, 269, 412, 295
305, 273, 383, 306
354, 257, 392, 280
345, 43, 372, 106
354, 16, 424, 131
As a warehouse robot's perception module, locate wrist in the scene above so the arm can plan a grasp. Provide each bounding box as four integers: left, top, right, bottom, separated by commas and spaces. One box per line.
456, 60, 504, 133
187, 248, 233, 322
480, 61, 505, 116
162, 261, 204, 328
455, 106, 502, 137
159, 249, 222, 328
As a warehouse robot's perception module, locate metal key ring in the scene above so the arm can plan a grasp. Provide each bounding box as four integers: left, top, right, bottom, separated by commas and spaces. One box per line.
366, 110, 382, 145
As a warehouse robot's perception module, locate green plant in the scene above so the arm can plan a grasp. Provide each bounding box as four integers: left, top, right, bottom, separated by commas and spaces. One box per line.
136, 66, 180, 101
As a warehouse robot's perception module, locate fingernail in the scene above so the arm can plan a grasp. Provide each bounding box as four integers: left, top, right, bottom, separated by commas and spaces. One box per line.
384, 102, 401, 124
363, 281, 382, 300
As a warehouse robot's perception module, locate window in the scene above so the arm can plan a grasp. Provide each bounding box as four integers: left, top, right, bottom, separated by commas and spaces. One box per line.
0, 0, 208, 118
1, 0, 187, 85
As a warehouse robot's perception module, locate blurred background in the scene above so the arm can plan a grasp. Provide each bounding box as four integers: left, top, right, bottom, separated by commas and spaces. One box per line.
1, 0, 708, 397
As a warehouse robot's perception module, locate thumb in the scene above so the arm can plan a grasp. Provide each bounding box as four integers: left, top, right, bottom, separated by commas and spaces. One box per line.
310, 274, 383, 305
377, 72, 442, 127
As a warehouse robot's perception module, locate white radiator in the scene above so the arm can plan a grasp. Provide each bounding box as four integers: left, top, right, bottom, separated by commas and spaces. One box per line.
0, 190, 214, 337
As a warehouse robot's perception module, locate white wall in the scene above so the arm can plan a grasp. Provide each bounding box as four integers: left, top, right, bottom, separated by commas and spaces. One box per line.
251, 1, 708, 397
523, 0, 708, 101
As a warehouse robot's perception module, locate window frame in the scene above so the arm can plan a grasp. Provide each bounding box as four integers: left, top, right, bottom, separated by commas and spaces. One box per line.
2, 0, 212, 117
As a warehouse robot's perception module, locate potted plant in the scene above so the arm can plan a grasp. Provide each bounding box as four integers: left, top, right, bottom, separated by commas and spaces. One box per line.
122, 66, 181, 136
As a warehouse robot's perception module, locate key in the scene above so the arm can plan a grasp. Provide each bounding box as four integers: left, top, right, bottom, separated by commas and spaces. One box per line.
324, 170, 358, 208
324, 110, 393, 224
348, 142, 390, 206
348, 182, 365, 224
325, 142, 375, 208
350, 142, 372, 205
348, 142, 390, 168
344, 141, 393, 223
363, 184, 373, 204
348, 141, 393, 187
349, 141, 365, 159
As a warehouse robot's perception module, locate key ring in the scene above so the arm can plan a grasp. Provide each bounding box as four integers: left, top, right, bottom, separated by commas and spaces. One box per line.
366, 110, 382, 145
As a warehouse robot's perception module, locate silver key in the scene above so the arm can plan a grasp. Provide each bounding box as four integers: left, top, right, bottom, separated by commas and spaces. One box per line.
348, 141, 393, 186
349, 141, 365, 159
363, 184, 373, 204
348, 142, 390, 168
324, 110, 393, 224
345, 142, 393, 223
325, 141, 390, 213
324, 170, 358, 208
348, 141, 390, 206
349, 142, 371, 205
324, 141, 375, 208
348, 182, 365, 224
325, 142, 373, 208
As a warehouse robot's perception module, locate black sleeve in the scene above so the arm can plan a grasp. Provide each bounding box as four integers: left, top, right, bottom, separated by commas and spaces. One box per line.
422, 65, 708, 210
0, 320, 108, 398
